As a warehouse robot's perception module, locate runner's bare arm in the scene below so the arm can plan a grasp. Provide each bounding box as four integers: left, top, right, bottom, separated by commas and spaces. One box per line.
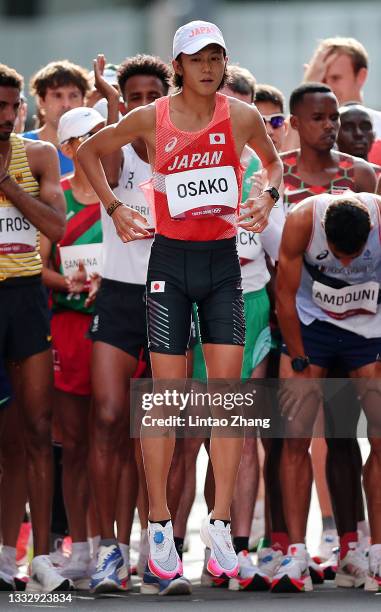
0, 141, 65, 242
40, 233, 68, 292
78, 105, 152, 207
353, 158, 377, 193
94, 54, 123, 188
244, 104, 283, 190
78, 106, 154, 242
231, 101, 283, 232
276, 201, 313, 360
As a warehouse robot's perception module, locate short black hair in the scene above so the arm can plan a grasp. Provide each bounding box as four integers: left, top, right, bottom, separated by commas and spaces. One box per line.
226, 65, 256, 102
0, 63, 23, 91
172, 49, 227, 91
118, 54, 171, 97
324, 198, 371, 254
289, 82, 333, 115
255, 84, 285, 113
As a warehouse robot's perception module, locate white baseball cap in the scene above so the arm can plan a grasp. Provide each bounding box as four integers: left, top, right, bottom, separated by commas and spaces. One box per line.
58, 107, 105, 145
89, 64, 119, 87
173, 20, 227, 59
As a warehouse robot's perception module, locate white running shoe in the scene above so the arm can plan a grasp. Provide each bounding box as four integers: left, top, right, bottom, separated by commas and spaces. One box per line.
147, 521, 182, 580
257, 547, 283, 579
90, 544, 129, 593
60, 553, 93, 590
137, 529, 149, 578
318, 529, 339, 561
27, 555, 73, 593
271, 544, 313, 593
0, 549, 16, 591
308, 554, 325, 584
319, 547, 339, 580
364, 545, 381, 592
334, 542, 367, 588
200, 515, 238, 578
229, 550, 271, 591
49, 543, 69, 569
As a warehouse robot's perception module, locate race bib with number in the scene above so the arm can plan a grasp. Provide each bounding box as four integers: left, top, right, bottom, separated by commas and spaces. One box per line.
0, 206, 37, 254
60, 243, 103, 278
165, 166, 239, 219
312, 280, 379, 319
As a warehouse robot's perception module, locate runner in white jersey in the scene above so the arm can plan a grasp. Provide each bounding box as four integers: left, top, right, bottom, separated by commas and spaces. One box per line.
275, 192, 381, 594
85, 54, 192, 595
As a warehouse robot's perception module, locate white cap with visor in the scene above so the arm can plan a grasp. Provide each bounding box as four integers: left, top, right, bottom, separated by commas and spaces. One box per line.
173, 20, 227, 59
58, 107, 105, 145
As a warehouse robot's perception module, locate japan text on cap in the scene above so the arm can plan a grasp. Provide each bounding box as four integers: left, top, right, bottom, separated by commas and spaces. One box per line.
173, 20, 227, 59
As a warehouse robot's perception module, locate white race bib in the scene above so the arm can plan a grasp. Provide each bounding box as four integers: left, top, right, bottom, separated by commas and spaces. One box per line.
60, 243, 103, 278
0, 206, 37, 253
165, 166, 238, 219
312, 280, 379, 319
237, 228, 262, 262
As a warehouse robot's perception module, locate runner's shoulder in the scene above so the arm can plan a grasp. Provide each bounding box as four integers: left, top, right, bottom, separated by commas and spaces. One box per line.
228, 95, 261, 124
22, 136, 57, 157
123, 102, 156, 130
286, 195, 315, 224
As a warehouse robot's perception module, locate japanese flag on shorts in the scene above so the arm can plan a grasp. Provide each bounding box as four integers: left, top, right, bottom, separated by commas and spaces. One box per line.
209, 133, 225, 145
150, 281, 165, 293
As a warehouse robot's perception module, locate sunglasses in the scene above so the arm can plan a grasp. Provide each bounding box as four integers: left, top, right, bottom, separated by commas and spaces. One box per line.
261, 114, 285, 129
62, 130, 99, 145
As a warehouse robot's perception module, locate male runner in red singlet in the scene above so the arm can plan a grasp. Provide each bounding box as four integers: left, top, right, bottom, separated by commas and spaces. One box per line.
78, 20, 282, 581
282, 83, 376, 210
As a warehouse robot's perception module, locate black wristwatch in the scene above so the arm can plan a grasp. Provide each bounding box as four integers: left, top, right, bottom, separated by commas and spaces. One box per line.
291, 356, 310, 372
264, 186, 280, 203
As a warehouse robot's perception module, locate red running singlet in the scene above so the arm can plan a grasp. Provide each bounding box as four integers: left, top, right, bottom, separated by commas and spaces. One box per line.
142, 93, 242, 241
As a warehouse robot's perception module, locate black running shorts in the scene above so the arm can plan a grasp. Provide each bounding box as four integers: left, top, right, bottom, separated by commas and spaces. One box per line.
88, 278, 148, 360
146, 235, 245, 355
0, 275, 51, 361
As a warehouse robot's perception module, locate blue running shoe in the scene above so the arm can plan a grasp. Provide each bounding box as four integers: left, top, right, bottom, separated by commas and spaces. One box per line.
141, 566, 192, 596
90, 545, 128, 593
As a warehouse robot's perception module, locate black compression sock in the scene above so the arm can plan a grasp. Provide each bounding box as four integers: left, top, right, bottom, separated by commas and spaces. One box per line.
233, 536, 249, 553
174, 537, 184, 559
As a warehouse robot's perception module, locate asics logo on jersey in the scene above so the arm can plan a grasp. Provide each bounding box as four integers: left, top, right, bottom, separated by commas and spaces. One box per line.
316, 250, 329, 260
209, 133, 225, 145
165, 137, 178, 153
168, 151, 223, 171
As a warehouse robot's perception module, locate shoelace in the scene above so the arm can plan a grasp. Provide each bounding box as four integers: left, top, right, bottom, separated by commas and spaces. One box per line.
213, 526, 234, 552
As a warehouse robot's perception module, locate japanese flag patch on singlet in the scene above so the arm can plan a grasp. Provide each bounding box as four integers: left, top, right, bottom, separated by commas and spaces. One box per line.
165, 166, 239, 219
